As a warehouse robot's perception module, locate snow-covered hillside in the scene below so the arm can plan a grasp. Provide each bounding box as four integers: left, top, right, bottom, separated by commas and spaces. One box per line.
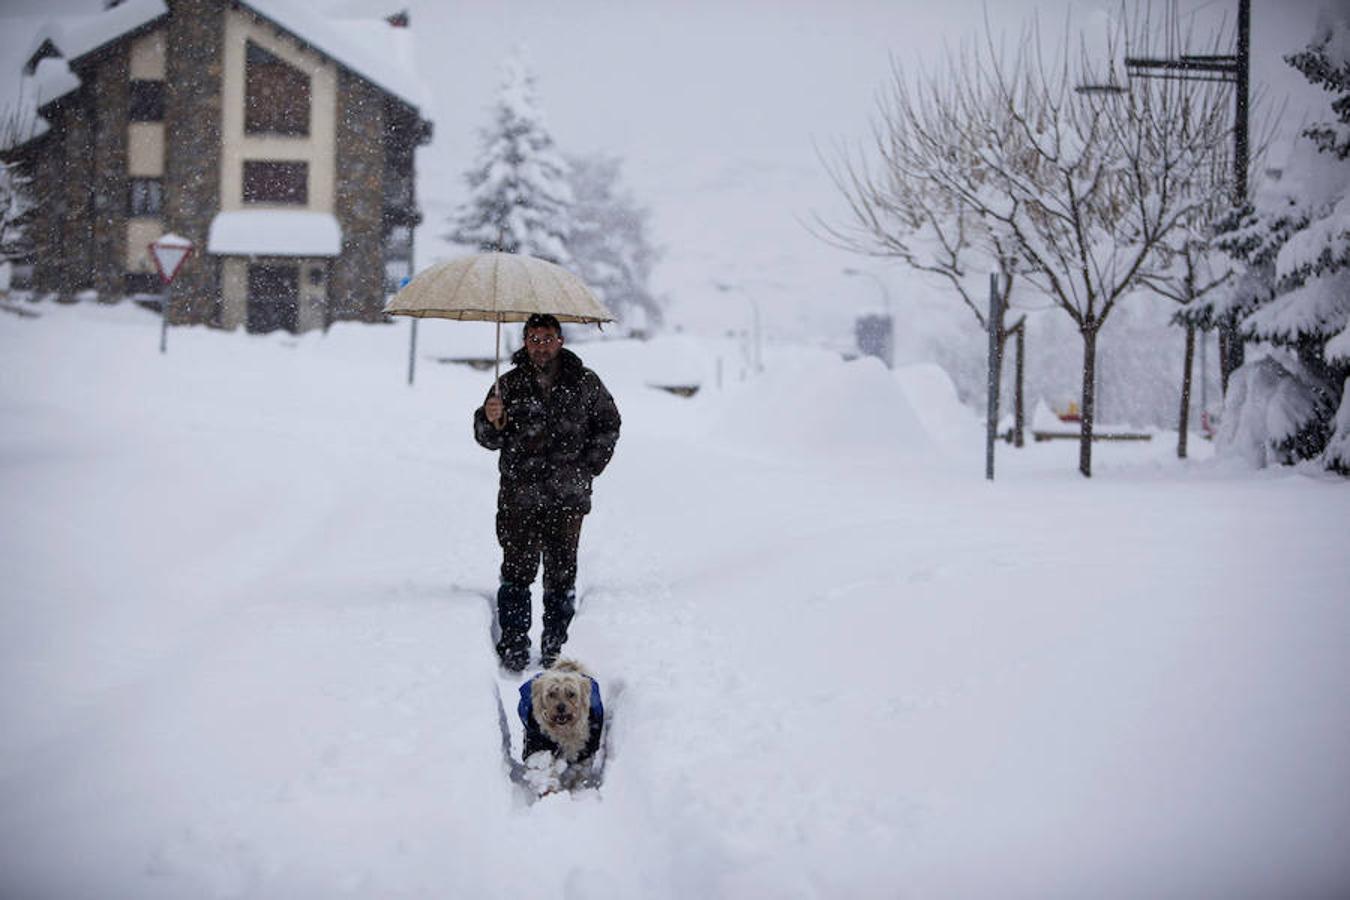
2, 303, 1348, 898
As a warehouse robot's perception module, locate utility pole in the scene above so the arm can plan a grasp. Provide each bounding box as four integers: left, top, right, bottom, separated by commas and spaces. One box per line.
1124, 0, 1250, 392
985, 273, 1003, 481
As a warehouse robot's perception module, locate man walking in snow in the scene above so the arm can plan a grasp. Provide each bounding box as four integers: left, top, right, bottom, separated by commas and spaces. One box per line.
474, 314, 621, 672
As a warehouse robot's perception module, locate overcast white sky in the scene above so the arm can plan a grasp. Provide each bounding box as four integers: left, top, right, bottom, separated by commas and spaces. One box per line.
0, 0, 1331, 342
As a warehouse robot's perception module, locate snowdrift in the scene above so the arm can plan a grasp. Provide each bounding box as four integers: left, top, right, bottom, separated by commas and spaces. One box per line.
702, 352, 935, 460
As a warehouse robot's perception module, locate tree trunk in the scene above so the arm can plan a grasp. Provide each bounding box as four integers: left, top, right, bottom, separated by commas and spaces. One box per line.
1079, 324, 1098, 478
1178, 323, 1195, 459
1218, 319, 1244, 395
1014, 323, 1026, 448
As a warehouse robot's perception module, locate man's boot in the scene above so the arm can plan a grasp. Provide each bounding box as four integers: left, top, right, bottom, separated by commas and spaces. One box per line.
539, 588, 576, 669
495, 582, 531, 671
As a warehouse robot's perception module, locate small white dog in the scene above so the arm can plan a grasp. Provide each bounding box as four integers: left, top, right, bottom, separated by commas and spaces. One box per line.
518, 658, 605, 791
526, 659, 600, 762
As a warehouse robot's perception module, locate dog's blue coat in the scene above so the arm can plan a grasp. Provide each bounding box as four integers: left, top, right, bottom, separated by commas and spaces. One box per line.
518, 675, 605, 761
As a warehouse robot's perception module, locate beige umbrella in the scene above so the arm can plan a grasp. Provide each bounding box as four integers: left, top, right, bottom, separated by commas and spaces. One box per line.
385, 252, 614, 393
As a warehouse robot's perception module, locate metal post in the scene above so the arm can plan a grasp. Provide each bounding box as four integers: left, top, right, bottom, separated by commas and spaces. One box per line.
407, 318, 418, 386
1178, 323, 1196, 459
400, 268, 417, 385
159, 291, 169, 354
985, 273, 1003, 481
1235, 0, 1250, 206
1013, 322, 1025, 448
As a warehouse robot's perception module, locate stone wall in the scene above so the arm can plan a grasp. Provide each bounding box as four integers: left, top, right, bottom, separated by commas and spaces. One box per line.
332, 70, 385, 322
91, 47, 129, 299
60, 91, 96, 299
164, 0, 224, 324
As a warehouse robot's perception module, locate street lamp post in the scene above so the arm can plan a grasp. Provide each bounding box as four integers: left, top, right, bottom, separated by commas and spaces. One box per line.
843, 267, 894, 368
713, 281, 763, 373
841, 267, 891, 316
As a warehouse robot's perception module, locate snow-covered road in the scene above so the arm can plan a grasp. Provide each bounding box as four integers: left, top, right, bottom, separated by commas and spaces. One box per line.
3, 303, 1348, 898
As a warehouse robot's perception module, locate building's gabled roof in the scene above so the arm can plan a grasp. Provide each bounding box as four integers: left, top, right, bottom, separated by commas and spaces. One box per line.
3, 0, 430, 155
23, 0, 168, 75
242, 0, 429, 111
19, 0, 427, 113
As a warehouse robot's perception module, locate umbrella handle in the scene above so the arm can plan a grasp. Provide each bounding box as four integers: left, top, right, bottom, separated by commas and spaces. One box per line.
490, 318, 506, 428
494, 318, 501, 399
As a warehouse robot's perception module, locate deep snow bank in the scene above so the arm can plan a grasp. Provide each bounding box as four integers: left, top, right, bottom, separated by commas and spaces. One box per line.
701, 351, 935, 460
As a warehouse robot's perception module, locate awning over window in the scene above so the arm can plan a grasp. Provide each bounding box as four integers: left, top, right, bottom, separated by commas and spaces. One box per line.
207, 210, 343, 257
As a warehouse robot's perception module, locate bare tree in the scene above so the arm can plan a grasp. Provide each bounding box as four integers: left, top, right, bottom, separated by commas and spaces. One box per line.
1138, 146, 1237, 459
817, 53, 1029, 444
865, 9, 1231, 476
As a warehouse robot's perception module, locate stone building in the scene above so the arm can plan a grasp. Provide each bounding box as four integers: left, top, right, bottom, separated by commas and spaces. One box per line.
6, 0, 432, 333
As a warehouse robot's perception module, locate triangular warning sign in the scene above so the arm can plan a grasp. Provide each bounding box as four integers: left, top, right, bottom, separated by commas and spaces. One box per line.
148, 234, 194, 285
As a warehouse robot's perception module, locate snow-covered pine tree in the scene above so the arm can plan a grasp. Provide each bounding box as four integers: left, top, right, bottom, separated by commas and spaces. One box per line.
1213, 7, 1350, 473
563, 153, 662, 334
1, 111, 36, 270
445, 53, 574, 266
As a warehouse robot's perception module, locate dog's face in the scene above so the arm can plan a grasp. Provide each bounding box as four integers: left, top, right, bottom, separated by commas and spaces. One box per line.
531, 668, 592, 759
534, 669, 589, 729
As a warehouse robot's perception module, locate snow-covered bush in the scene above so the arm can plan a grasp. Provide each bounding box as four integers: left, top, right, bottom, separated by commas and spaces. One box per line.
1326, 377, 1350, 470
1216, 350, 1335, 467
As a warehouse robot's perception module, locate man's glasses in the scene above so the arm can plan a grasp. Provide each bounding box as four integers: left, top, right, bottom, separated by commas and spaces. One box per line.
526, 335, 560, 346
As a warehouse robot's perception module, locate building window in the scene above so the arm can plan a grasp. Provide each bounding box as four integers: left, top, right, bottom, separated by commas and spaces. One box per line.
128, 177, 163, 217
383, 224, 413, 293
244, 41, 310, 136
129, 80, 165, 122
383, 172, 414, 209
385, 224, 413, 259
242, 161, 308, 205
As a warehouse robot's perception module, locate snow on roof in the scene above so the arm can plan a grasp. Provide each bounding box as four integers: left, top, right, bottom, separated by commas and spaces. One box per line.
208, 210, 343, 257
242, 0, 428, 110
25, 0, 167, 71
32, 57, 81, 108
15, 0, 425, 113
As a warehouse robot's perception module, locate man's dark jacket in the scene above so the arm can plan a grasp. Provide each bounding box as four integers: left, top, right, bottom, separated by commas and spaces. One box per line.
473, 347, 621, 515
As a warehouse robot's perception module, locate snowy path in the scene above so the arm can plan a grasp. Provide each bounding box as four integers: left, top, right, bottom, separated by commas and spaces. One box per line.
3, 304, 1349, 897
